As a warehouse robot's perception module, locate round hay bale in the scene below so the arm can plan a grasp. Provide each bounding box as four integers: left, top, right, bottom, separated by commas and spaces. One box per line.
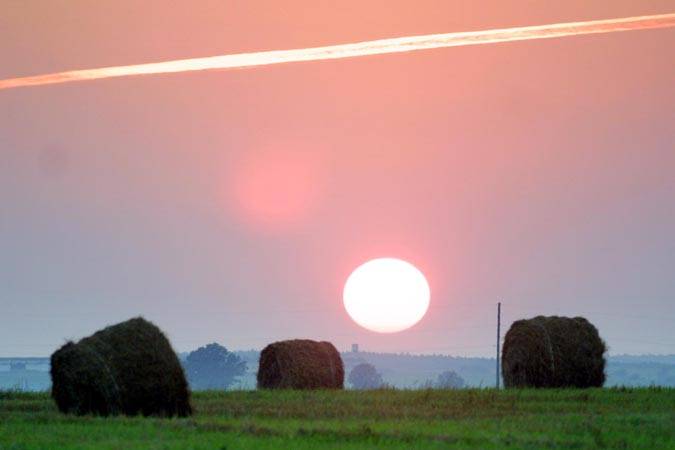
257, 339, 344, 389
501, 315, 606, 388
50, 317, 192, 416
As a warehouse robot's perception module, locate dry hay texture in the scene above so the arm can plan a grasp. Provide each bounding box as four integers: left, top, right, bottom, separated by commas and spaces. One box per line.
257, 339, 344, 389
501, 315, 606, 388
50, 317, 192, 416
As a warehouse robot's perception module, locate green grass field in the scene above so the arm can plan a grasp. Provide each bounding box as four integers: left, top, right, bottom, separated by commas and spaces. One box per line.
1, 388, 674, 449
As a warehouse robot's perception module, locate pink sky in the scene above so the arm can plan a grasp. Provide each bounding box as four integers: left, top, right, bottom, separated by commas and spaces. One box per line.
1, 0, 674, 356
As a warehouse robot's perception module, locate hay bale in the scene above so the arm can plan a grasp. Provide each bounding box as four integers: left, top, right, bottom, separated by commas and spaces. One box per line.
501, 315, 606, 388
50, 317, 192, 416
257, 339, 344, 389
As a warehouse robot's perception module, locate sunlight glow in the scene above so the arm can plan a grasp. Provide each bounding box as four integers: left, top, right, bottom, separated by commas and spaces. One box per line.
344, 258, 430, 333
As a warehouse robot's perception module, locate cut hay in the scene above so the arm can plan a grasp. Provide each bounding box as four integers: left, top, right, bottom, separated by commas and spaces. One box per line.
50, 317, 192, 416
501, 315, 606, 388
257, 339, 344, 389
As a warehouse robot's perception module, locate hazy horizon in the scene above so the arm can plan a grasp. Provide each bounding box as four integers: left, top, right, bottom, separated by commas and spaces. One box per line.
2, 0, 674, 357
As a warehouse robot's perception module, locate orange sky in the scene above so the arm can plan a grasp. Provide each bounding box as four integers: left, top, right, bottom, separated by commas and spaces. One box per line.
1, 0, 674, 356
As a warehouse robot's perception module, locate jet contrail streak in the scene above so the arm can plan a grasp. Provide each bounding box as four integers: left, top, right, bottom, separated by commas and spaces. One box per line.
1, 13, 674, 91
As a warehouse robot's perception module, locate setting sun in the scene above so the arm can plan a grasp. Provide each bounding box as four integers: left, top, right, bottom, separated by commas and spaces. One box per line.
343, 258, 431, 333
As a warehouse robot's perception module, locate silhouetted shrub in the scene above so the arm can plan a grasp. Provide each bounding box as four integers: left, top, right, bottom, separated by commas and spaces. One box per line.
184, 343, 247, 390
10, 362, 26, 371
50, 317, 192, 416
435, 370, 465, 389
501, 315, 606, 388
257, 339, 343, 389
348, 363, 383, 389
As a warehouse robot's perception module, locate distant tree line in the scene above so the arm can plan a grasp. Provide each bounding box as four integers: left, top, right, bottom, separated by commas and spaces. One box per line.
183, 343, 247, 390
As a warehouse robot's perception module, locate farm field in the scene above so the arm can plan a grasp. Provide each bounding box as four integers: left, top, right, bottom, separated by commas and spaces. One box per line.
1, 388, 674, 449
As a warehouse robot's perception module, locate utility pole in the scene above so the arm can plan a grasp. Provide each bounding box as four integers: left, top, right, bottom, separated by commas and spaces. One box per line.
496, 302, 501, 389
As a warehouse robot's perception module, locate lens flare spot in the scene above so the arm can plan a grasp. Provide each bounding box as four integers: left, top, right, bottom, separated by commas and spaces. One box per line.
229, 148, 322, 230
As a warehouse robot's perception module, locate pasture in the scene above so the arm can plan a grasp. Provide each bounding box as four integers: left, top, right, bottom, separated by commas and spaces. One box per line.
1, 388, 674, 449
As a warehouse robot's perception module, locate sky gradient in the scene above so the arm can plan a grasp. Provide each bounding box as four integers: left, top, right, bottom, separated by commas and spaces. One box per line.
1, 0, 674, 357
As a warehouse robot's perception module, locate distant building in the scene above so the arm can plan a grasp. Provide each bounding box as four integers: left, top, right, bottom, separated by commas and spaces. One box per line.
351, 344, 359, 353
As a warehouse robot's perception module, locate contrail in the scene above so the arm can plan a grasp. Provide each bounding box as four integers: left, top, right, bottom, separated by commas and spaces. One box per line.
1, 13, 674, 91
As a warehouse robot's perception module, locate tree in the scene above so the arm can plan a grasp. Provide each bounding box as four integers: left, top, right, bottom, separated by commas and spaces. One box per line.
184, 343, 247, 390
348, 363, 383, 389
435, 370, 465, 389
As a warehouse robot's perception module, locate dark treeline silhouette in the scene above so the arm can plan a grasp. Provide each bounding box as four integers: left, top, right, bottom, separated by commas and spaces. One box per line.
3, 352, 675, 392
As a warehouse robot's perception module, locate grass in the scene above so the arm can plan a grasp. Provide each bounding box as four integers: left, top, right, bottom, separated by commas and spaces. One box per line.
1, 388, 674, 449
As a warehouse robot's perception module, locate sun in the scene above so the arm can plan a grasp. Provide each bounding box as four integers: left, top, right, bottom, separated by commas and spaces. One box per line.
343, 258, 430, 333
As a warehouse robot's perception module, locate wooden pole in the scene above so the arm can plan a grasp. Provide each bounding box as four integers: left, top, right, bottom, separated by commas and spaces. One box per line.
496, 302, 501, 389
